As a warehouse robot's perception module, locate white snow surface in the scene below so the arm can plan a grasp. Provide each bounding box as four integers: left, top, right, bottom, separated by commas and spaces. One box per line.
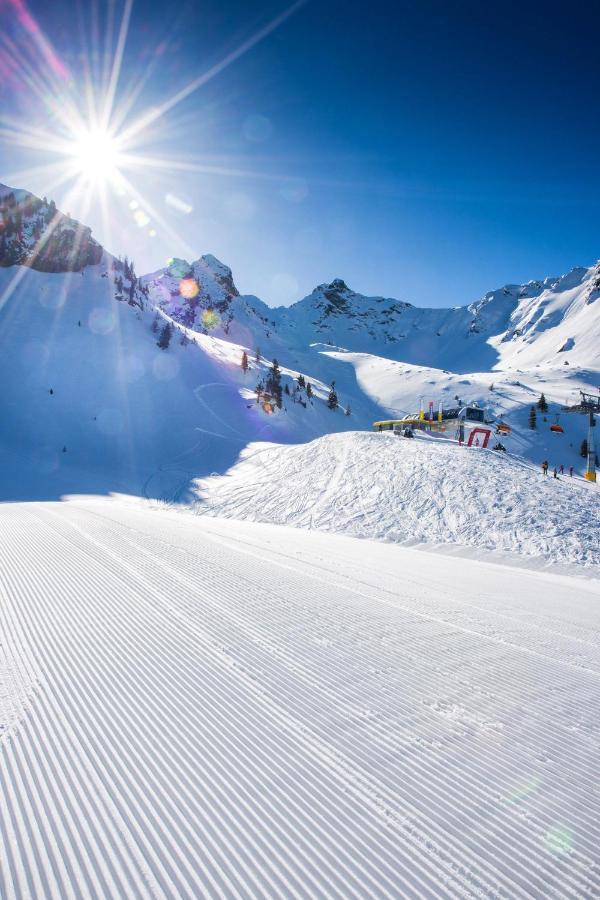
195, 431, 600, 571
1, 496, 600, 898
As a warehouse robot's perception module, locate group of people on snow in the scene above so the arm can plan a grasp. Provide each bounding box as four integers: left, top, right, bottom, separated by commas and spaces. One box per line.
541, 460, 573, 478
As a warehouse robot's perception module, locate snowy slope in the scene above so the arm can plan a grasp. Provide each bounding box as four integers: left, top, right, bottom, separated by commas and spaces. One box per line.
1, 497, 600, 898
0, 257, 369, 500
195, 431, 600, 570
0, 186, 374, 500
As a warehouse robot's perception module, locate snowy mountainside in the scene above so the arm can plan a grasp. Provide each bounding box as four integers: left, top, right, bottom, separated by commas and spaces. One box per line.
145, 253, 600, 375
1, 181, 599, 503
195, 430, 600, 570
0, 183, 102, 271
0, 258, 368, 500
0, 184, 376, 500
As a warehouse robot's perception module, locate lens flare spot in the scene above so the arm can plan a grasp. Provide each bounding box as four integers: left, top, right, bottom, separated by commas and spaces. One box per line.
167, 258, 191, 278
133, 209, 150, 227
165, 192, 193, 215
544, 827, 574, 855
179, 278, 199, 299
88, 307, 116, 335
40, 289, 66, 310
122, 356, 145, 383
201, 308, 220, 330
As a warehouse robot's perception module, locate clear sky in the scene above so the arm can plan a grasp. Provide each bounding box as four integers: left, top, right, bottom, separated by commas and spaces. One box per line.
2, 0, 599, 307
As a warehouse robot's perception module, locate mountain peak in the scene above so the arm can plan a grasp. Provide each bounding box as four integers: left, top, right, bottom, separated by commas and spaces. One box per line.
194, 254, 239, 297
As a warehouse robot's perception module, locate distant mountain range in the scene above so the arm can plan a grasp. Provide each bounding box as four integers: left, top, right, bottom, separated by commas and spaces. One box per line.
144, 245, 600, 376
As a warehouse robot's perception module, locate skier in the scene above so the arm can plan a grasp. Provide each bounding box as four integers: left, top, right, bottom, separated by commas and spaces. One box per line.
569, 466, 574, 477
559, 464, 564, 475
553, 467, 558, 479
541, 460, 548, 475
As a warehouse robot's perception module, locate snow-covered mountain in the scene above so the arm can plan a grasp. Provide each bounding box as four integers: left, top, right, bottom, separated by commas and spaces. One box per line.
145, 254, 600, 373
1, 182, 599, 501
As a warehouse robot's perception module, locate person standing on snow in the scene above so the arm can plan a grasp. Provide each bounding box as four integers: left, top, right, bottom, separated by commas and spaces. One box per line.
559, 464, 564, 474
553, 467, 558, 478
542, 460, 549, 475
569, 466, 574, 477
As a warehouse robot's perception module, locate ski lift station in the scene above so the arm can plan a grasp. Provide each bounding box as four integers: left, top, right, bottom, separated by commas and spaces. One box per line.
373, 399, 498, 447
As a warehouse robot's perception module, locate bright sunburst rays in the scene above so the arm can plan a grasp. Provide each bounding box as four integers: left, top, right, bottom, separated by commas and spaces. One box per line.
69, 127, 123, 183
2, 0, 306, 261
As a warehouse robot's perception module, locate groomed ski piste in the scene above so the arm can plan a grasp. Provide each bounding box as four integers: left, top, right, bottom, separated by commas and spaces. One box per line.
1, 450, 600, 898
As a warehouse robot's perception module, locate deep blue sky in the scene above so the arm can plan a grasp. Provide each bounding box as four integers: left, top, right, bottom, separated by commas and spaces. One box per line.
2, 0, 600, 306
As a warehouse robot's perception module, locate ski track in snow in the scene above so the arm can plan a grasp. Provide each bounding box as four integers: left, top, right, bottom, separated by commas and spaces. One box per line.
1, 498, 600, 898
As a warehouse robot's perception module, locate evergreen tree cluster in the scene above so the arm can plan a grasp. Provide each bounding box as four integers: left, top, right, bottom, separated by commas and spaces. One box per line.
265, 359, 283, 408
327, 381, 338, 410
528, 406, 537, 430
157, 322, 173, 349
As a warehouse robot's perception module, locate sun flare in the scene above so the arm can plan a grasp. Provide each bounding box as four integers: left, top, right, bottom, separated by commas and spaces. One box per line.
70, 128, 121, 183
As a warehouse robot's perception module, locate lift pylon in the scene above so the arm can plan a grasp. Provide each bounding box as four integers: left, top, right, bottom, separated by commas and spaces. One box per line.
563, 391, 600, 482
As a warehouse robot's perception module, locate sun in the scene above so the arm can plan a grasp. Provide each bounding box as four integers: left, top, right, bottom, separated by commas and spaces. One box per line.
70, 127, 122, 183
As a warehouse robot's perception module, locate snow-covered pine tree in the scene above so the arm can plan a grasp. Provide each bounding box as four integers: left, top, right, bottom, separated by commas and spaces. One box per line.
327, 381, 338, 410
306, 382, 313, 399
241, 350, 249, 373
157, 322, 173, 349
537, 393, 548, 412
528, 406, 537, 429
265, 359, 283, 408
151, 313, 159, 333
297, 374, 306, 389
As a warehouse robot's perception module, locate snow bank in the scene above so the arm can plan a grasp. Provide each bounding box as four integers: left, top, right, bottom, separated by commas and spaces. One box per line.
194, 431, 600, 570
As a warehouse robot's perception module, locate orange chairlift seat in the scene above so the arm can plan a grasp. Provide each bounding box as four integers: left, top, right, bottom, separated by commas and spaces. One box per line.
550, 414, 564, 434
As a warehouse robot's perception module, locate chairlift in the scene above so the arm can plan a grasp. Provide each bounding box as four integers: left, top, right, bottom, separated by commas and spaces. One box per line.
550, 413, 564, 434
496, 422, 511, 435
